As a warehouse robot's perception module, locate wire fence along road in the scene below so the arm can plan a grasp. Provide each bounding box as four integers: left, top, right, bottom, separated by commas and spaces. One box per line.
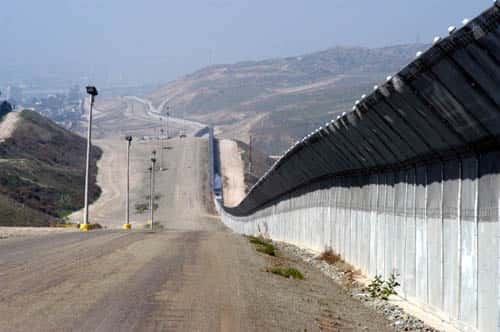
214, 4, 500, 332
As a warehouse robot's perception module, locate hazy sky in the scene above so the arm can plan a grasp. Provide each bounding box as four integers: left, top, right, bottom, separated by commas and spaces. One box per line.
0, 0, 492, 86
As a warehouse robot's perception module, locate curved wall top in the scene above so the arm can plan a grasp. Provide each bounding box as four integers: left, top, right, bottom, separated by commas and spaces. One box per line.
225, 3, 500, 217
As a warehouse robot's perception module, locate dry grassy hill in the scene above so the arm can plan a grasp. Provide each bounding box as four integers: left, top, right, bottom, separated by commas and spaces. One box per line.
149, 44, 426, 155
0, 110, 101, 226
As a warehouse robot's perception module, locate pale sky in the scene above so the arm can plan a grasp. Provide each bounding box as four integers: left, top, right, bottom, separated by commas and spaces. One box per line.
0, 0, 492, 86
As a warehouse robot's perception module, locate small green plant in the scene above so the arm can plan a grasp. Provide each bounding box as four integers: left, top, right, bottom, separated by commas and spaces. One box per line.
367, 275, 384, 298
135, 203, 148, 213
135, 202, 159, 214
246, 235, 276, 256
247, 235, 269, 246
257, 245, 276, 256
267, 266, 304, 280
367, 272, 400, 300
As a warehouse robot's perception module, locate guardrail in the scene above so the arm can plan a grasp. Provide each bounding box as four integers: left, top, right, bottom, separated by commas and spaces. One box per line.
213, 4, 500, 331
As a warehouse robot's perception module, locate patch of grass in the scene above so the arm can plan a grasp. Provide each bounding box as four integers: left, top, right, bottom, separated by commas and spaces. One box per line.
246, 235, 276, 256
143, 221, 164, 230
257, 245, 276, 256
152, 221, 164, 230
135, 202, 159, 214
247, 235, 270, 246
267, 266, 304, 280
135, 203, 148, 213
50, 222, 78, 228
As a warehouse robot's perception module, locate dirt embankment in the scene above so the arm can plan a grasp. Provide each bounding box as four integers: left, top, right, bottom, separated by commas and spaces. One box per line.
0, 111, 20, 143
0, 110, 101, 226
218, 139, 246, 207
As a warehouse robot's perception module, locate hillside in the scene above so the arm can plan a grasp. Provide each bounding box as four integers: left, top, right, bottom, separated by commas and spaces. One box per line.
149, 44, 427, 155
0, 110, 101, 226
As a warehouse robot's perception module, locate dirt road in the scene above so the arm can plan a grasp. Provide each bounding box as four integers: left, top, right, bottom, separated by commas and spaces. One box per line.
0, 138, 393, 331
218, 139, 246, 207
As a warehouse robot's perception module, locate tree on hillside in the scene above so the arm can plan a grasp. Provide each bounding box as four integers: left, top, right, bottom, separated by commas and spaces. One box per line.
0, 101, 13, 118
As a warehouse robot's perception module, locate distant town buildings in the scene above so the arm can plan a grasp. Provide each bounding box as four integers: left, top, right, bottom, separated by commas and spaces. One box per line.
1, 84, 86, 130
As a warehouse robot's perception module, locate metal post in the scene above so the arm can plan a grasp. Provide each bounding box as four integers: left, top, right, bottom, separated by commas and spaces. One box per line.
150, 153, 156, 231
160, 128, 164, 170
81, 87, 97, 231
249, 135, 253, 175
83, 94, 94, 227
166, 109, 170, 139
149, 166, 153, 230
124, 136, 132, 229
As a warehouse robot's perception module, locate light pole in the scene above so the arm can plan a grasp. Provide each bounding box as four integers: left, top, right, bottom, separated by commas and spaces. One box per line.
123, 136, 132, 230
149, 151, 156, 231
81, 86, 98, 231
160, 128, 164, 171
165, 107, 170, 139
249, 135, 253, 175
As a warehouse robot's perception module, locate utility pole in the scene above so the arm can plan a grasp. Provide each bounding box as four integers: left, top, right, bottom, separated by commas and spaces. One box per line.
82, 86, 98, 231
149, 151, 156, 231
123, 136, 132, 230
165, 107, 170, 138
160, 128, 164, 171
248, 135, 253, 175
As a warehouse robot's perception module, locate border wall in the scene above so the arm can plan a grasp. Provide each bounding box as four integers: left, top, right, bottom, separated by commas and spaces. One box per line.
213, 4, 500, 331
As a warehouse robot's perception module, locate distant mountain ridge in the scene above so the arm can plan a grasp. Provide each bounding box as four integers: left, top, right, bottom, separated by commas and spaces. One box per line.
150, 43, 427, 155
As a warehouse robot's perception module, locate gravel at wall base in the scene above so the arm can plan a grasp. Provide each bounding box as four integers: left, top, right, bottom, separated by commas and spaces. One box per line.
275, 241, 440, 332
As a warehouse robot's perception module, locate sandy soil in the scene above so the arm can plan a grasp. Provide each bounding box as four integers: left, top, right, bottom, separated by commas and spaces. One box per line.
0, 226, 77, 239
218, 139, 246, 207
68, 138, 155, 228
0, 111, 20, 143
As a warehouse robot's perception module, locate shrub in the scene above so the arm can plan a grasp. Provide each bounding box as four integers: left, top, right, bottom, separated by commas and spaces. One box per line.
367, 272, 400, 300
267, 267, 304, 280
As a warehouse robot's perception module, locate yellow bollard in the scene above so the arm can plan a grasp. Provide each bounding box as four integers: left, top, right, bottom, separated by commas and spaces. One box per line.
122, 223, 132, 230
79, 223, 92, 231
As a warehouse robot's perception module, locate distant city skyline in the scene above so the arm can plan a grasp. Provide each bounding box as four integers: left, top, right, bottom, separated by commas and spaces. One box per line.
0, 0, 492, 86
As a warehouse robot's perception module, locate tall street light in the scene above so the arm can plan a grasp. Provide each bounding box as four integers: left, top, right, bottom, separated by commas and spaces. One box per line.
81, 86, 98, 232
149, 151, 157, 231
159, 127, 164, 171
123, 136, 133, 230
165, 107, 170, 139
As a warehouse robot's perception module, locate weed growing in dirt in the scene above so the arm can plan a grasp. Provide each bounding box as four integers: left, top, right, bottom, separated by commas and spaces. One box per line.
246, 235, 276, 256
50, 222, 78, 228
317, 249, 342, 264
317, 249, 359, 276
135, 202, 159, 214
367, 272, 400, 300
267, 266, 304, 280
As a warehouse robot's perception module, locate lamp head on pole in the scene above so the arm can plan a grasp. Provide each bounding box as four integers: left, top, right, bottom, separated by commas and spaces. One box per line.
86, 86, 98, 96
125, 135, 132, 142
